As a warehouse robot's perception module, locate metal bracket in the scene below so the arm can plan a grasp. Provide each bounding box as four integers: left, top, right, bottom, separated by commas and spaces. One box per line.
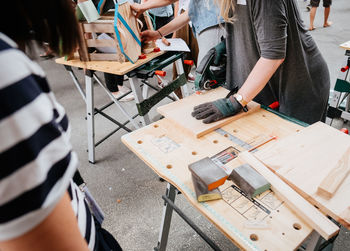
137, 74, 187, 116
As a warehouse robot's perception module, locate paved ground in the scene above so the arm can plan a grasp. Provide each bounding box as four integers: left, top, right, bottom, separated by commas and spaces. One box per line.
39, 1, 350, 250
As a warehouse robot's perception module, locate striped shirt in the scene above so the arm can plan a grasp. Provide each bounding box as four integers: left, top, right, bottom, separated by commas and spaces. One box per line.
0, 33, 95, 250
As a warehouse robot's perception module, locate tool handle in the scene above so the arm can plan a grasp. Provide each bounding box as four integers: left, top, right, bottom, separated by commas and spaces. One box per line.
155, 70, 166, 77
341, 65, 349, 72
161, 37, 171, 46
184, 60, 194, 66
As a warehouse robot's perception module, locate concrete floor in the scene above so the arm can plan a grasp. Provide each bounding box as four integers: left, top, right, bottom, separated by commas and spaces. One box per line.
39, 0, 350, 250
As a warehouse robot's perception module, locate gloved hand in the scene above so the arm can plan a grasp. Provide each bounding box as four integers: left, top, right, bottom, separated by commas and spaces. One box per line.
191, 96, 243, 124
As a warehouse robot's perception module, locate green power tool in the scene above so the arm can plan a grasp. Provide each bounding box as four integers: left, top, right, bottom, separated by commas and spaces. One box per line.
194, 40, 226, 91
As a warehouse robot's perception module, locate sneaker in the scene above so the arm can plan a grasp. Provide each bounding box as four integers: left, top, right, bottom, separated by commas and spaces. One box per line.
187, 73, 195, 83
111, 86, 134, 102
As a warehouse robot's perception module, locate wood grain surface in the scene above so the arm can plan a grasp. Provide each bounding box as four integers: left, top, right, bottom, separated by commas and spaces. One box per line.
255, 122, 350, 228
55, 50, 164, 75
122, 109, 314, 250
157, 87, 261, 138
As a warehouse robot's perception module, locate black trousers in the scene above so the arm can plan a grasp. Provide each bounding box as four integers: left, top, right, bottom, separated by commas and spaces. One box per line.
94, 219, 123, 251
104, 73, 124, 92
148, 14, 174, 38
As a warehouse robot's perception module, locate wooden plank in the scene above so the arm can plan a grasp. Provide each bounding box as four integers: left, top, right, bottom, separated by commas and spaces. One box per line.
157, 87, 261, 138
55, 50, 165, 75
77, 23, 90, 61
86, 39, 116, 48
240, 151, 340, 240
83, 22, 115, 33
116, 2, 141, 62
340, 41, 350, 50
121, 114, 313, 250
317, 147, 350, 199
255, 122, 350, 228
89, 53, 121, 61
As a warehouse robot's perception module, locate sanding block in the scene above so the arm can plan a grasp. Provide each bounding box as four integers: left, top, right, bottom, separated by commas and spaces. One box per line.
188, 157, 228, 191
229, 163, 270, 198
191, 174, 222, 202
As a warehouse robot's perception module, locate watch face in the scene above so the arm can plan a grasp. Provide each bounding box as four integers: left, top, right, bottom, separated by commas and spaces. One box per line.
235, 94, 242, 101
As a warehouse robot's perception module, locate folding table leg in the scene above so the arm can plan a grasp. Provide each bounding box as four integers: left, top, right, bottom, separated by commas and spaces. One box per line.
85, 70, 95, 164
155, 183, 177, 251
92, 74, 140, 129
64, 65, 86, 102
129, 76, 151, 126
174, 58, 189, 97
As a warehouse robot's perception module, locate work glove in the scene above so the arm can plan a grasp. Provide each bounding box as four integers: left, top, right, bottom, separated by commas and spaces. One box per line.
191, 96, 243, 124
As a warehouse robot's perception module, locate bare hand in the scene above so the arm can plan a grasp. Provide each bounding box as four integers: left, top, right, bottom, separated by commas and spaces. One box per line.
141, 30, 160, 42
130, 3, 145, 18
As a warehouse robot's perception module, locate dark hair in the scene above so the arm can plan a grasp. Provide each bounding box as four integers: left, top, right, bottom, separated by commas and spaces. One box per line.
0, 0, 80, 55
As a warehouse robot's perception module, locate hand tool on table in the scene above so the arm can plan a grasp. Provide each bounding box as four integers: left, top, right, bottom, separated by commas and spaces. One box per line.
188, 157, 228, 192
229, 163, 271, 198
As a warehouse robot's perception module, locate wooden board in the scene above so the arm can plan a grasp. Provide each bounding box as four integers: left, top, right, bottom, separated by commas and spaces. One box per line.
116, 2, 141, 62
55, 50, 164, 75
340, 41, 350, 50
317, 147, 350, 199
254, 122, 350, 228
240, 152, 339, 240
122, 109, 313, 250
157, 87, 261, 138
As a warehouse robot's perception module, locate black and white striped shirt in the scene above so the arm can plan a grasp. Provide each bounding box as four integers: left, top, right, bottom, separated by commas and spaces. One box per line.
0, 33, 95, 250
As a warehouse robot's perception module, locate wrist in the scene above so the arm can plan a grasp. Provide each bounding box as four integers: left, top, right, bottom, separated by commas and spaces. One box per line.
156, 29, 163, 39
233, 93, 248, 107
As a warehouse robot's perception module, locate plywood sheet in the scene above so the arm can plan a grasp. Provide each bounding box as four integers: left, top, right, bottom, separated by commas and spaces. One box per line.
255, 122, 350, 228
157, 87, 261, 138
121, 111, 313, 250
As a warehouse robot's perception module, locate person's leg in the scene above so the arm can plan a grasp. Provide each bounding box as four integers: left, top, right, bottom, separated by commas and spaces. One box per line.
104, 73, 123, 92
104, 73, 133, 101
323, 0, 332, 27
309, 0, 320, 30
196, 25, 225, 63
323, 7, 331, 27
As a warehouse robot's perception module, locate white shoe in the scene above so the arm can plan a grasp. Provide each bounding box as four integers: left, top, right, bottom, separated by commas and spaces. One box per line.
187, 73, 195, 83
112, 86, 134, 102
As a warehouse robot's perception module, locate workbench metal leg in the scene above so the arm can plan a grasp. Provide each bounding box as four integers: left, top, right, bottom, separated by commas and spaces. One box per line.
155, 183, 177, 251
175, 58, 189, 97
129, 76, 151, 126
93, 74, 140, 129
142, 79, 150, 99
304, 231, 323, 251
85, 71, 95, 164
64, 65, 86, 102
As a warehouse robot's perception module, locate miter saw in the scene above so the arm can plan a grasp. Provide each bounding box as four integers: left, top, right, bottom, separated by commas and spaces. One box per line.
194, 40, 227, 91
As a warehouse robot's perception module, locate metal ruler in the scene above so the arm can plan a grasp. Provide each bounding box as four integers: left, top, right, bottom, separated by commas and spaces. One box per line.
215, 128, 253, 151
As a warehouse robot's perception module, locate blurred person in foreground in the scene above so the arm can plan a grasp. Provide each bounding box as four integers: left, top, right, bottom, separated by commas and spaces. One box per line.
0, 0, 122, 250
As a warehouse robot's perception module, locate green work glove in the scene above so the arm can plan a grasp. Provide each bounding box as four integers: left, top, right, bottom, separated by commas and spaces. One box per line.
191, 96, 243, 124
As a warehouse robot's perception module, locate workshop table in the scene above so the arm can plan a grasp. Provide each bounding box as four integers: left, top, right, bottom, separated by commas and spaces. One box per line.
56, 51, 187, 163
327, 40, 350, 125
122, 103, 341, 250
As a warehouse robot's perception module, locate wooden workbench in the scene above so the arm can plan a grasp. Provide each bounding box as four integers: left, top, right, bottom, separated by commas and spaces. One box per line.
55, 50, 184, 163
55, 50, 165, 75
122, 108, 315, 250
